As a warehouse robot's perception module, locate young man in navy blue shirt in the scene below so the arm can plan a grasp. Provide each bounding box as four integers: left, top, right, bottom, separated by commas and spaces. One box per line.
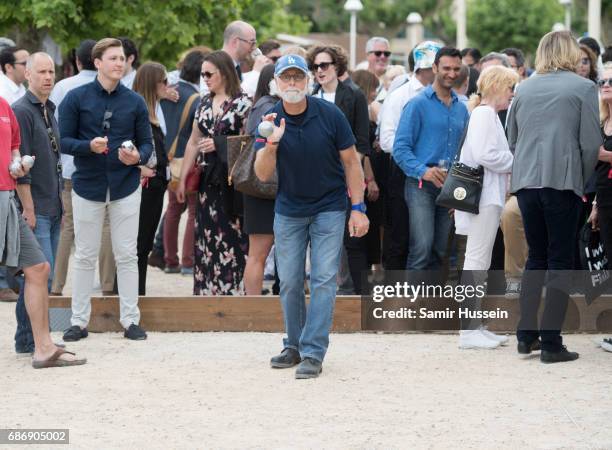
59, 38, 153, 342
255, 55, 369, 379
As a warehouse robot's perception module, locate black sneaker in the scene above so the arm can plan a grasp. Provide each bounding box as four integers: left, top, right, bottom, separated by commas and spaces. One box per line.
517, 339, 541, 354
270, 348, 301, 368
63, 325, 88, 342
540, 345, 579, 364
124, 324, 147, 340
295, 357, 323, 379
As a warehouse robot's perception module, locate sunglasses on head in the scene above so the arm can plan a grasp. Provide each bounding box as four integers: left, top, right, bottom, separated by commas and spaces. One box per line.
310, 61, 334, 72
369, 51, 391, 58
201, 71, 217, 79
598, 78, 612, 88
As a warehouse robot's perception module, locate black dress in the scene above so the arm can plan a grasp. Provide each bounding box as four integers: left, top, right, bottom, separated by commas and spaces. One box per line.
137, 122, 168, 295
243, 95, 278, 235
193, 93, 252, 295
595, 129, 612, 259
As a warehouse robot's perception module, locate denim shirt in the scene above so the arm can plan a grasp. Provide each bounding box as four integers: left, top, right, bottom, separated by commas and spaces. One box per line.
392, 85, 469, 180
59, 77, 153, 202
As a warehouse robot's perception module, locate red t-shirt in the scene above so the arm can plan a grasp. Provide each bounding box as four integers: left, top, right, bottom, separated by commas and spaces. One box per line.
0, 96, 19, 191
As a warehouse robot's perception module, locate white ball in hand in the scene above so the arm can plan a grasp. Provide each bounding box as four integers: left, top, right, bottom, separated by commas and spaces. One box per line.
21, 155, 35, 169
258, 120, 275, 138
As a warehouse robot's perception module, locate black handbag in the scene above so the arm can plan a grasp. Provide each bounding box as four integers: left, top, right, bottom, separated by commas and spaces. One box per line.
435, 118, 484, 214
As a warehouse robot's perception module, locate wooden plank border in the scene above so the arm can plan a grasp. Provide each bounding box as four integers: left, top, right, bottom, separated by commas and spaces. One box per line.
48, 295, 612, 333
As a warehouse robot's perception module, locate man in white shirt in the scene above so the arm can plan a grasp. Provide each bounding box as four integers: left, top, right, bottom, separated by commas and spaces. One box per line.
221, 20, 268, 97
119, 37, 138, 89
0, 46, 29, 105
49, 39, 117, 297
378, 41, 441, 270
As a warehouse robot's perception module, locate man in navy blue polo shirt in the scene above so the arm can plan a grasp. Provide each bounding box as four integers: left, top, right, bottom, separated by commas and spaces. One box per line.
254, 55, 369, 379
59, 38, 153, 342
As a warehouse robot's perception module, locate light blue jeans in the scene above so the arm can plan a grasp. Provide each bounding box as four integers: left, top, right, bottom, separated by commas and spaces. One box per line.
274, 210, 345, 363
15, 214, 61, 352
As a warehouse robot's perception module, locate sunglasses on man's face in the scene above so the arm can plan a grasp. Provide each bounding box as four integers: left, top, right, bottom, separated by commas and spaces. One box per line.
278, 72, 307, 82
201, 71, 217, 79
598, 78, 612, 88
369, 51, 391, 58
310, 62, 334, 72
269, 56, 280, 63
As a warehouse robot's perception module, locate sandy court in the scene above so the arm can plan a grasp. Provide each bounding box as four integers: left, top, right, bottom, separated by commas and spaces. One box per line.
2, 296, 612, 449
3, 200, 612, 449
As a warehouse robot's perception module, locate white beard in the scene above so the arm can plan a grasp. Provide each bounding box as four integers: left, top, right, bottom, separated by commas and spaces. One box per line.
280, 85, 307, 103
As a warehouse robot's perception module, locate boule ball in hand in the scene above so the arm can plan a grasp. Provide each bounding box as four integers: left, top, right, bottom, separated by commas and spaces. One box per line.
121, 140, 135, 150
258, 120, 275, 138
21, 155, 35, 169
9, 159, 21, 175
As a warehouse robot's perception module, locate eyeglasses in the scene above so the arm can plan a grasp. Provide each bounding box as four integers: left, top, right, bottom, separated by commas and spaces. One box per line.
269, 56, 280, 63
237, 37, 257, 46
310, 62, 334, 72
581, 57, 590, 65
369, 51, 391, 58
598, 78, 612, 88
13, 61, 27, 66
102, 110, 112, 132
278, 72, 307, 82
201, 71, 217, 79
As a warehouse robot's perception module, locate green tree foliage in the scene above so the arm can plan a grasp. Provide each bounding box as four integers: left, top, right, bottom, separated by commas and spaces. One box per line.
467, 0, 564, 55
0, 0, 310, 67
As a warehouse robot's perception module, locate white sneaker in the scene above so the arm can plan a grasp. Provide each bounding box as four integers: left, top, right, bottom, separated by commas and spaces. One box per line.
459, 329, 501, 349
602, 338, 612, 353
480, 326, 509, 346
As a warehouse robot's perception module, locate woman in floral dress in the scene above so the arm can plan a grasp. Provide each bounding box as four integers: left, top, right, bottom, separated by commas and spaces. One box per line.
176, 50, 252, 295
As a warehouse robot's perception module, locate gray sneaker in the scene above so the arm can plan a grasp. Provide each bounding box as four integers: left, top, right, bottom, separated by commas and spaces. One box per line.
295, 357, 322, 379
270, 348, 301, 368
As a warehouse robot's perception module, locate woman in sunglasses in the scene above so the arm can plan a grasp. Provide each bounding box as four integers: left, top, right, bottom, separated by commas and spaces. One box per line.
577, 44, 598, 84
588, 63, 612, 353
307, 44, 371, 294
132, 62, 170, 295
176, 51, 252, 295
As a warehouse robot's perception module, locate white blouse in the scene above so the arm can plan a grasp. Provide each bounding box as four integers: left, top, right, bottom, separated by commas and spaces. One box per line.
454, 105, 513, 235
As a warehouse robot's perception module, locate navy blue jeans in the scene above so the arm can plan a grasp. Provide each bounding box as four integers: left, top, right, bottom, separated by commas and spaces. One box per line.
515, 189, 581, 352
404, 178, 453, 270
15, 214, 61, 352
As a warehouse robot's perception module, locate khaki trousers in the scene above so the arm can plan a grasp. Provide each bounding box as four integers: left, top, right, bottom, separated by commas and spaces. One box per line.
500, 195, 528, 280
52, 179, 116, 294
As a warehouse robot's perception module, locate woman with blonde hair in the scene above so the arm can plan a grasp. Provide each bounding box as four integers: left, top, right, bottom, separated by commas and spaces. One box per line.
507, 31, 601, 362
587, 62, 612, 352
455, 65, 519, 349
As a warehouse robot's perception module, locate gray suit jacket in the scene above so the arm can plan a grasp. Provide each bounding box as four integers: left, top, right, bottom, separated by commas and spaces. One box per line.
507, 70, 601, 197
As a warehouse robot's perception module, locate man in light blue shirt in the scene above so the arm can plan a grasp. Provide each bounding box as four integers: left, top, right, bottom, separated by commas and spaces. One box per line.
393, 47, 469, 270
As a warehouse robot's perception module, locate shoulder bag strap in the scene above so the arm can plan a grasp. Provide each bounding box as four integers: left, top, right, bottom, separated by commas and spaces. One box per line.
167, 93, 200, 161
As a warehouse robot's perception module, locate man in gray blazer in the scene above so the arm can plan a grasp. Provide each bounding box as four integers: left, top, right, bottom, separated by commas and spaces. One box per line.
507, 31, 602, 363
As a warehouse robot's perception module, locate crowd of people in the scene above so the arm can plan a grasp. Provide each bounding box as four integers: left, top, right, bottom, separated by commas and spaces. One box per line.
2, 21, 612, 375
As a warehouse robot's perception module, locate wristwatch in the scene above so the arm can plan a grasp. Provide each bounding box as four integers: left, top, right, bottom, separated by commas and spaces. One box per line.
351, 202, 367, 213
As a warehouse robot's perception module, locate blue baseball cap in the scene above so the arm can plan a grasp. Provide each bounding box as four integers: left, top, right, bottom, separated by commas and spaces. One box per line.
274, 54, 309, 76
